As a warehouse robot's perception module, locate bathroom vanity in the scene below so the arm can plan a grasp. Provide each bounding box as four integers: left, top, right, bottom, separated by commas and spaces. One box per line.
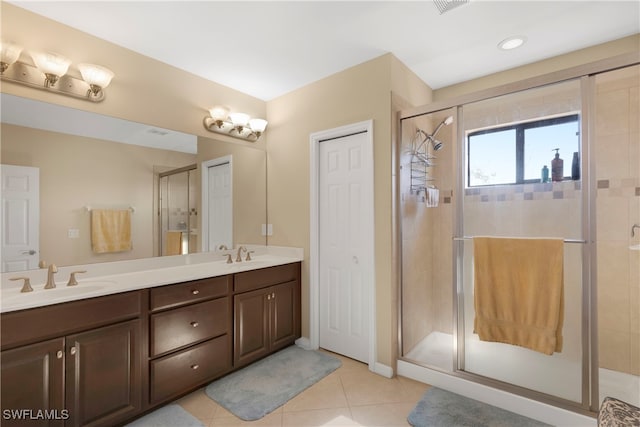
0, 249, 301, 426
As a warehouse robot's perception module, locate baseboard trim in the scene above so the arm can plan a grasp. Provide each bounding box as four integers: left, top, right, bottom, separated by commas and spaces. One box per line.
373, 362, 394, 378
295, 337, 312, 350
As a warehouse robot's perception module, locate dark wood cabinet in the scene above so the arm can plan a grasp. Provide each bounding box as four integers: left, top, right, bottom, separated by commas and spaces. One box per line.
234, 263, 301, 368
65, 320, 141, 427
1, 292, 142, 427
1, 338, 65, 427
1, 261, 301, 426
148, 276, 232, 405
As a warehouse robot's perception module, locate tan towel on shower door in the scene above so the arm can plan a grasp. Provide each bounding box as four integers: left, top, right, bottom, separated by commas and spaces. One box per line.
165, 231, 183, 256
473, 237, 564, 355
91, 209, 132, 253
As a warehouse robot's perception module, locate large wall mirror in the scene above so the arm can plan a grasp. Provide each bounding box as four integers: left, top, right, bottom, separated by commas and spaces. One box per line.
0, 93, 267, 272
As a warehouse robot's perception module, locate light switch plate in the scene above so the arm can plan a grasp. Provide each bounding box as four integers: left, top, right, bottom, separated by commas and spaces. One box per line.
68, 228, 80, 238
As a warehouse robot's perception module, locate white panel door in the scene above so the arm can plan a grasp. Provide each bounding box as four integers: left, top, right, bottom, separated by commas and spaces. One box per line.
1, 164, 40, 272
319, 132, 371, 363
207, 162, 232, 250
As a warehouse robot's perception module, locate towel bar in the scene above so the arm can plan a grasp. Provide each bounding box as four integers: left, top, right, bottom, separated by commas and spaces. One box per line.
85, 205, 135, 213
453, 236, 586, 244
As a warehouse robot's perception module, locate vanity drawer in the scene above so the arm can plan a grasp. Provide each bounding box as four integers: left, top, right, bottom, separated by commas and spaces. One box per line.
150, 335, 230, 404
234, 263, 300, 293
150, 275, 231, 312
150, 297, 229, 357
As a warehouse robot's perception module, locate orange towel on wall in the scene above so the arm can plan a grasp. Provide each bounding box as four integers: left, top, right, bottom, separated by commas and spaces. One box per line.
473, 237, 564, 355
165, 231, 183, 256
91, 209, 132, 253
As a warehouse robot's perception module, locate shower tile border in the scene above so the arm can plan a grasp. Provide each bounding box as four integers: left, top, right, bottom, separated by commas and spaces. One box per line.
463, 177, 639, 202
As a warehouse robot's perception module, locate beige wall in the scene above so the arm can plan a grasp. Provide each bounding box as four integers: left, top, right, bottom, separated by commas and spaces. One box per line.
266, 54, 433, 367
1, 123, 195, 266
267, 54, 392, 365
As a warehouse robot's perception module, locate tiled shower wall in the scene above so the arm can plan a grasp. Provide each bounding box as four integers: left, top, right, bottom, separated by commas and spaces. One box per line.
400, 110, 455, 356
595, 65, 640, 376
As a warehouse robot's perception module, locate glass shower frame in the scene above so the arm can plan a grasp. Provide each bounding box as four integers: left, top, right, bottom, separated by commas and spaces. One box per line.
158, 164, 197, 256
396, 53, 639, 416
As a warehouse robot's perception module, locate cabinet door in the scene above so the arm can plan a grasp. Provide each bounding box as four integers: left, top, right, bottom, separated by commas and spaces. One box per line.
234, 288, 269, 367
66, 320, 141, 427
1, 338, 65, 427
270, 281, 297, 351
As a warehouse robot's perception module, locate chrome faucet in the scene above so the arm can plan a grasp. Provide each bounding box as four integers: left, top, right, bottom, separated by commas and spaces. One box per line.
235, 246, 247, 262
44, 263, 58, 289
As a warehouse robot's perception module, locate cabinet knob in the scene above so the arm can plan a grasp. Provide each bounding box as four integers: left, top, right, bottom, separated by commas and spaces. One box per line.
272, 292, 276, 299
56, 350, 63, 359
190, 364, 199, 370
191, 289, 200, 295
190, 321, 199, 328
267, 294, 271, 300
69, 347, 77, 356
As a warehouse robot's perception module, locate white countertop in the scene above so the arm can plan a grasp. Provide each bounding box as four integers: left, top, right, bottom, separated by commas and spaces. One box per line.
0, 245, 303, 313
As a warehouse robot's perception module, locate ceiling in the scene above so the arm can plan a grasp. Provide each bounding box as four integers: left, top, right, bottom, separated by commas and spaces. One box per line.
8, 1, 640, 101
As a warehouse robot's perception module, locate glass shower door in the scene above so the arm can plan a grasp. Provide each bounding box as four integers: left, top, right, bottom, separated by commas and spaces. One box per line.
458, 79, 585, 404
159, 166, 196, 256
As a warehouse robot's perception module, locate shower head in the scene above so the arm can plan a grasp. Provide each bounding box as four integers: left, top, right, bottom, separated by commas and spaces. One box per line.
417, 115, 453, 152
431, 139, 444, 151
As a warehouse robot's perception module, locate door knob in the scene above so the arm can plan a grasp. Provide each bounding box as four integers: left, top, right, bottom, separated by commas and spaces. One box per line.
353, 256, 359, 264
21, 250, 36, 255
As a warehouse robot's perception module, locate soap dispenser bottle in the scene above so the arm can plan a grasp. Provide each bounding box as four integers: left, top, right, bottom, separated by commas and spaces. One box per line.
551, 148, 564, 182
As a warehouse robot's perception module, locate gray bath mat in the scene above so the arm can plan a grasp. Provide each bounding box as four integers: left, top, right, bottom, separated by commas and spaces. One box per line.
408, 387, 552, 427
205, 345, 341, 421
125, 404, 203, 426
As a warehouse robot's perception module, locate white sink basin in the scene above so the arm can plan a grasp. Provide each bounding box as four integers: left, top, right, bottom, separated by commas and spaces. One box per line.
1, 282, 112, 303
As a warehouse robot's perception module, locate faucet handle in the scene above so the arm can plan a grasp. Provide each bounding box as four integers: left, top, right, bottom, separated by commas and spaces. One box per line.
67, 270, 87, 287
235, 246, 247, 263
44, 264, 58, 289
10, 277, 33, 293
246, 250, 255, 261
223, 253, 233, 264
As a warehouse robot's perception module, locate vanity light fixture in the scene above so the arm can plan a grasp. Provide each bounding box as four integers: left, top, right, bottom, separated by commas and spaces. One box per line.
203, 106, 268, 142
0, 41, 114, 102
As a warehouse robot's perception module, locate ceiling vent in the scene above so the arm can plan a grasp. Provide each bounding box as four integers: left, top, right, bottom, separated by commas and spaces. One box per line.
433, 0, 469, 14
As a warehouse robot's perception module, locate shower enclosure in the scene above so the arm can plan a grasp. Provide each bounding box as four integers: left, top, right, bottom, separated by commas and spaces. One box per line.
158, 164, 197, 256
397, 56, 639, 420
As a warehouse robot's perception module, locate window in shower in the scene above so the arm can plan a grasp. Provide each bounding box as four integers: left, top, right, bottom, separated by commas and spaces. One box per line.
467, 114, 579, 187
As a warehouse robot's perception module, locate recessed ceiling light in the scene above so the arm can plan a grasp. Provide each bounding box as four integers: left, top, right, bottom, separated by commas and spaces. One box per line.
498, 35, 527, 51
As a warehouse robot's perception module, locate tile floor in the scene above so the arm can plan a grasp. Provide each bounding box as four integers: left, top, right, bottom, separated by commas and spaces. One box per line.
176, 351, 430, 426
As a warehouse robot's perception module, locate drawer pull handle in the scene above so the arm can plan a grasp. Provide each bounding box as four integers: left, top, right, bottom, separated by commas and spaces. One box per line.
191, 289, 200, 295
190, 321, 199, 328
69, 347, 77, 356
190, 364, 199, 370
56, 350, 63, 359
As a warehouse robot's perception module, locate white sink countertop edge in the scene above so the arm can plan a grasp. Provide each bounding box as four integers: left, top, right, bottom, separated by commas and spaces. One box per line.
0, 245, 303, 313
